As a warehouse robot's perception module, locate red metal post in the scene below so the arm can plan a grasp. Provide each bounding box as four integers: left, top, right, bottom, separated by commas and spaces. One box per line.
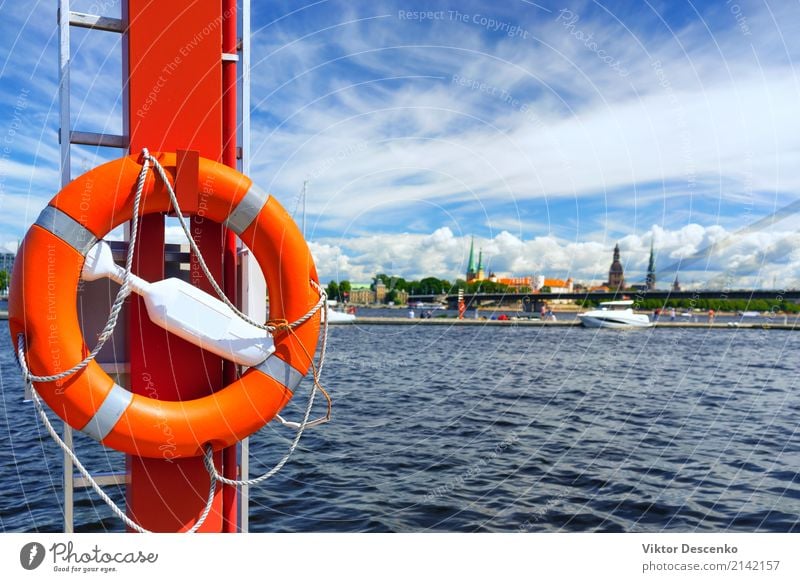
175, 149, 200, 214
221, 0, 240, 533
125, 0, 227, 532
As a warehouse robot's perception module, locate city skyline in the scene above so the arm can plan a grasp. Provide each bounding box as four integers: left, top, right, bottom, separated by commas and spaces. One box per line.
0, 1, 798, 289
319, 237, 760, 294
319, 228, 795, 291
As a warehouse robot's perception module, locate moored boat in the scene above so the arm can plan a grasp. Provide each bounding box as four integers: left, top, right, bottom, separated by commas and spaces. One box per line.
323, 300, 356, 323
578, 300, 652, 329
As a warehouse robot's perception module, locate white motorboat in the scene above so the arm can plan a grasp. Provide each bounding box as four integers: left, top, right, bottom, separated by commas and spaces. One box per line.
322, 300, 356, 324
578, 300, 652, 329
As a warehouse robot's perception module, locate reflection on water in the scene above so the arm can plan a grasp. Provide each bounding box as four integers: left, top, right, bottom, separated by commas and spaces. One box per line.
1, 320, 799, 532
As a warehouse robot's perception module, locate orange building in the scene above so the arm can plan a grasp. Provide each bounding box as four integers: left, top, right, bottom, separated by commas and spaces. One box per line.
495, 276, 533, 291
533, 275, 574, 293
544, 278, 573, 293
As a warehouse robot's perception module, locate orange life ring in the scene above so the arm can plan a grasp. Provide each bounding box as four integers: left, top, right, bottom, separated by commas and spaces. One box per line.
8, 152, 321, 459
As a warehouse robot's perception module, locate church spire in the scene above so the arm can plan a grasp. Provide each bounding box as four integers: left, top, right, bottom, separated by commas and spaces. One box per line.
467, 237, 475, 274
466, 237, 477, 282
646, 240, 656, 290
608, 242, 625, 291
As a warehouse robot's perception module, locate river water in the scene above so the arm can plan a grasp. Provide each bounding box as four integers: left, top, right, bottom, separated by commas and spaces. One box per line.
1, 318, 799, 532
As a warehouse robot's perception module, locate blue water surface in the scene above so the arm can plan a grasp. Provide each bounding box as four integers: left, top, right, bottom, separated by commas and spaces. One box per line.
1, 318, 799, 532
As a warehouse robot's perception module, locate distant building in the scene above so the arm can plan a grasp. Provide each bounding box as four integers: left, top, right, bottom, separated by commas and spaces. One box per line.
466, 237, 478, 282
672, 275, 681, 292
533, 275, 574, 293
347, 280, 408, 305
466, 237, 486, 283
646, 241, 656, 291
572, 281, 589, 293
0, 252, 14, 275
496, 275, 533, 291
532, 275, 575, 304
348, 285, 374, 305
374, 280, 387, 303
606, 243, 625, 291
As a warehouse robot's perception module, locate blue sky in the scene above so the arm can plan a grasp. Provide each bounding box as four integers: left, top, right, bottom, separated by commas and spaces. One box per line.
1, 0, 800, 287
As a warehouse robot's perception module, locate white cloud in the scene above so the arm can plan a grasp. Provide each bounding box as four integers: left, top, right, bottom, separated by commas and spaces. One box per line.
234, 3, 800, 257
311, 223, 800, 290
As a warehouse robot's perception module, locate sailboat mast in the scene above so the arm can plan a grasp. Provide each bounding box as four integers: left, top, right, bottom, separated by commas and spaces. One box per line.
302, 180, 308, 238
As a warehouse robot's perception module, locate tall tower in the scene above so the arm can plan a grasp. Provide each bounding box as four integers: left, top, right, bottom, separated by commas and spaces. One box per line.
608, 243, 625, 291
476, 249, 485, 281
646, 240, 656, 291
466, 237, 477, 282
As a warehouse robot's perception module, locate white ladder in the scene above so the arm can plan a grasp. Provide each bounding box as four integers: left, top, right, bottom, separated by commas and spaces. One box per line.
57, 0, 128, 534
55, 0, 253, 533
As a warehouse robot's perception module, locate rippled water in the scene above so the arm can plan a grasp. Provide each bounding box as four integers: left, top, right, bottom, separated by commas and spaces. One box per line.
2, 318, 799, 532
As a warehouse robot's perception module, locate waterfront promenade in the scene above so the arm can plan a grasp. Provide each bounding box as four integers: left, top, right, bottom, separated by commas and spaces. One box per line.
3, 310, 797, 330
344, 316, 799, 330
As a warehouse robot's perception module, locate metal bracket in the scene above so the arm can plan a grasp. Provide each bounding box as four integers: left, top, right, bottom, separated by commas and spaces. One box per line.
69, 130, 128, 148
73, 471, 129, 488
69, 11, 125, 33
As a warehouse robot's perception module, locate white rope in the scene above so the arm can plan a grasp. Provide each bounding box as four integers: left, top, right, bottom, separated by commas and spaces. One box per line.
275, 280, 330, 429
203, 385, 315, 487
142, 151, 326, 333
142, 148, 333, 441
205, 278, 330, 486
17, 155, 150, 384
18, 149, 216, 532
142, 149, 333, 479
29, 388, 216, 533
17, 148, 331, 529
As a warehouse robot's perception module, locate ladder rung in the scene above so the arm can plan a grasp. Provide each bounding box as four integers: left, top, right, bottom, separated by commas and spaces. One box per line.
69, 131, 127, 148
69, 11, 125, 33
98, 361, 130, 374
73, 471, 128, 489
107, 242, 191, 264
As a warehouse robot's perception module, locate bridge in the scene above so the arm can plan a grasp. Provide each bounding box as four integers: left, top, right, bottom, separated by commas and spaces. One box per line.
408, 289, 800, 311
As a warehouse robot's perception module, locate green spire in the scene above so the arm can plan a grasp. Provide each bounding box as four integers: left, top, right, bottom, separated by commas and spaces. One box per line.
466, 236, 476, 276
477, 249, 483, 272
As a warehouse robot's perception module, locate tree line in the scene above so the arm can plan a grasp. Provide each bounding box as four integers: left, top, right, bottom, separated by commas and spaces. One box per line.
325, 273, 528, 304
325, 273, 800, 312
